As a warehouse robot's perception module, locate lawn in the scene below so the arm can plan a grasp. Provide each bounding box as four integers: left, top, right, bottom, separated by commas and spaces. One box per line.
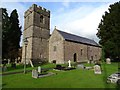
2, 62, 119, 88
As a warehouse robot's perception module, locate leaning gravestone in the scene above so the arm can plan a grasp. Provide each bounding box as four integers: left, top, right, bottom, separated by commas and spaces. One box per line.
94, 65, 101, 74
106, 58, 111, 64
38, 66, 41, 73
32, 69, 38, 78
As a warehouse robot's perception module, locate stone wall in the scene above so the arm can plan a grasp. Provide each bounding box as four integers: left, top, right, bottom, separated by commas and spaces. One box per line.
64, 41, 88, 63
64, 40, 101, 63
49, 30, 64, 64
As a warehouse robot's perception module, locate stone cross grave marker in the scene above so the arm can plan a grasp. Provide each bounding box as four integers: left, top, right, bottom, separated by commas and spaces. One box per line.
106, 58, 111, 64
32, 69, 38, 78
94, 65, 101, 74
68, 60, 71, 68
38, 66, 41, 73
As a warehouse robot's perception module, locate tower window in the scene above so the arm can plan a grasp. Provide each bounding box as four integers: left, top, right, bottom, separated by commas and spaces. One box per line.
40, 15, 43, 23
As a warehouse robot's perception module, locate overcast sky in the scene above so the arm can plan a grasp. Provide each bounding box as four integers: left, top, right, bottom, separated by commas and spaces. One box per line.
0, 0, 119, 46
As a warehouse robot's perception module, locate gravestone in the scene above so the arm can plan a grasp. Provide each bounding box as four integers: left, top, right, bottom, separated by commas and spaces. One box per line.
77, 64, 84, 69
85, 67, 92, 70
38, 66, 41, 73
87, 60, 90, 64
32, 69, 38, 78
15, 59, 17, 64
68, 60, 71, 68
2, 66, 7, 72
94, 65, 101, 74
8, 59, 10, 64
106, 58, 111, 64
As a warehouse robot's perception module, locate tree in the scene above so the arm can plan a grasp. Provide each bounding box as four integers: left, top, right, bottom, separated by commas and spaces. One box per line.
8, 9, 22, 67
96, 1, 120, 60
2, 8, 10, 60
2, 8, 22, 68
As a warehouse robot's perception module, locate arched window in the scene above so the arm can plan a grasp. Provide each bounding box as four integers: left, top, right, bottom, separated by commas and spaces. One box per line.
40, 15, 43, 23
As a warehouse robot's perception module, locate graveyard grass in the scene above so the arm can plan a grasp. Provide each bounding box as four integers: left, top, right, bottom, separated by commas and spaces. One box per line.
2, 62, 119, 88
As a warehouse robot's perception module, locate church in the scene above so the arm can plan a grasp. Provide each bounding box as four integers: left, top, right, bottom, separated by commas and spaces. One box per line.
22, 4, 101, 64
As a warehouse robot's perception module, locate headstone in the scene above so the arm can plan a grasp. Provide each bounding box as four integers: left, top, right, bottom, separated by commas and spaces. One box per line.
94, 65, 102, 74
85, 67, 92, 70
32, 69, 38, 78
15, 59, 17, 64
68, 60, 71, 68
2, 66, 7, 72
38, 66, 41, 73
106, 58, 111, 64
91, 60, 94, 64
77, 64, 84, 69
8, 59, 10, 64
87, 60, 90, 64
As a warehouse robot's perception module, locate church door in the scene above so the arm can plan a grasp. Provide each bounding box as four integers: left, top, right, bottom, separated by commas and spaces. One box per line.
74, 53, 77, 62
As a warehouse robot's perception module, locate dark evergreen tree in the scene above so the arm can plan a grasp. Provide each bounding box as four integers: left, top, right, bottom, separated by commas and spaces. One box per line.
96, 1, 120, 61
8, 9, 22, 66
2, 8, 10, 60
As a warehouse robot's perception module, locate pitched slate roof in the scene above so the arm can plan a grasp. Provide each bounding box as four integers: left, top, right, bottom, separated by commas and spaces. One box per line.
57, 30, 100, 47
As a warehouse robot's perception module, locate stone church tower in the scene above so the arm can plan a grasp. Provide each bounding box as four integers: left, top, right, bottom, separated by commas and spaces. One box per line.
22, 4, 50, 64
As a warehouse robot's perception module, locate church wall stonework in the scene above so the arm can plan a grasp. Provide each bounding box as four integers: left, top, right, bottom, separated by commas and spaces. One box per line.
49, 30, 64, 64
64, 41, 88, 63
64, 41, 101, 63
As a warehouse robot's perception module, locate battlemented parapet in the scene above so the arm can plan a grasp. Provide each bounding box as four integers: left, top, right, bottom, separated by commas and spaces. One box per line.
24, 4, 50, 18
